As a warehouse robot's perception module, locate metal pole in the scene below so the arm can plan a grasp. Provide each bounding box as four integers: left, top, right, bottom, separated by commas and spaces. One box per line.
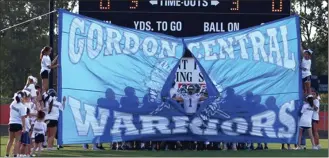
49, 0, 54, 89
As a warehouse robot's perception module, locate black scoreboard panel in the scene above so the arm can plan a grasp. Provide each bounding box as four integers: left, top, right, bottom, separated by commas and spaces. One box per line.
79, 0, 291, 37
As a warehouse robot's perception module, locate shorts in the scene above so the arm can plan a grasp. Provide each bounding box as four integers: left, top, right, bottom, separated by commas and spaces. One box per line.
9, 124, 22, 132
40, 70, 49, 79
300, 126, 310, 130
45, 119, 58, 128
34, 134, 45, 144
302, 75, 311, 83
21, 132, 31, 145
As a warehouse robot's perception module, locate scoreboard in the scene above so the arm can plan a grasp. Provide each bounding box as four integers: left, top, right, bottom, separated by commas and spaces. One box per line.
79, 0, 291, 37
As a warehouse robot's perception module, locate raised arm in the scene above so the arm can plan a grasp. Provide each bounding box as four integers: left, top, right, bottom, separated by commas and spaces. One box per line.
52, 55, 58, 65
49, 64, 59, 69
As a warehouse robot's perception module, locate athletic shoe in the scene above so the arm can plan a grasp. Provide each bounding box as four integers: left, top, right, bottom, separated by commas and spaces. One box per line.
317, 144, 321, 149
294, 146, 302, 150
92, 147, 100, 151
38, 147, 44, 151
312, 146, 319, 150
47, 147, 56, 151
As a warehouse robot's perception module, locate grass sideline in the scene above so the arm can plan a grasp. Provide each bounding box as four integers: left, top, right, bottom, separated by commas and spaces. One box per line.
0, 136, 328, 157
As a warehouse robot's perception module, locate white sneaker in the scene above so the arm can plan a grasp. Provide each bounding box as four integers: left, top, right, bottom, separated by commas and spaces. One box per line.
317, 144, 321, 149
47, 147, 56, 151
294, 146, 301, 150
312, 146, 319, 150
92, 147, 100, 151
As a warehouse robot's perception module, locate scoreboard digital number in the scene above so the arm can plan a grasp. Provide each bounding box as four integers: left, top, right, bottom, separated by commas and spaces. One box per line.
79, 0, 291, 37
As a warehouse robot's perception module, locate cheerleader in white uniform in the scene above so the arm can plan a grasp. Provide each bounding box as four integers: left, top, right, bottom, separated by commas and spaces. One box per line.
312, 91, 321, 149
39, 46, 58, 93
297, 96, 318, 150
23, 89, 39, 154
301, 49, 313, 95
43, 89, 66, 150
19, 108, 31, 157
5, 91, 28, 157
30, 111, 47, 157
24, 76, 38, 100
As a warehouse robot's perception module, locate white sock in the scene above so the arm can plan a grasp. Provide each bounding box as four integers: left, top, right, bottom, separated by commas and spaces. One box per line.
44, 136, 47, 146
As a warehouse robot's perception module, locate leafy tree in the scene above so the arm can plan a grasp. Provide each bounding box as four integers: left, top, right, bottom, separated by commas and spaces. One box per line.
292, 0, 328, 75
0, 0, 77, 101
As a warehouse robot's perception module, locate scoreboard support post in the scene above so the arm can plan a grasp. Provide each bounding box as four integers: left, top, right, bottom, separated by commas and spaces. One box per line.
49, 0, 54, 90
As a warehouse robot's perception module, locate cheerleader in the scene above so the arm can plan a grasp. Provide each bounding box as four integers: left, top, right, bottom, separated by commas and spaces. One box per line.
24, 76, 38, 100
297, 95, 318, 150
43, 89, 66, 150
30, 111, 47, 157
5, 91, 28, 157
301, 49, 313, 95
19, 108, 31, 157
312, 91, 321, 149
39, 46, 59, 93
24, 89, 39, 154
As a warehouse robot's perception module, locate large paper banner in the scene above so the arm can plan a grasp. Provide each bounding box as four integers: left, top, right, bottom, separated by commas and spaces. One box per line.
58, 9, 301, 144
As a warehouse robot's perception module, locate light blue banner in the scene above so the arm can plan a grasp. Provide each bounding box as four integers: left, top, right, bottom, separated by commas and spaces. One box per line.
184, 16, 302, 143
58, 9, 302, 145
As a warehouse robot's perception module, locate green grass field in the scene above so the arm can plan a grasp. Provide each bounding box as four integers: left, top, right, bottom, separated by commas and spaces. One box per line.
0, 136, 328, 157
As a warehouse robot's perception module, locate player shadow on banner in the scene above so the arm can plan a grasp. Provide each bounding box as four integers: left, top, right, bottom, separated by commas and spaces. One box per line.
120, 87, 140, 112
93, 86, 161, 143
92, 47, 286, 143
93, 88, 119, 144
